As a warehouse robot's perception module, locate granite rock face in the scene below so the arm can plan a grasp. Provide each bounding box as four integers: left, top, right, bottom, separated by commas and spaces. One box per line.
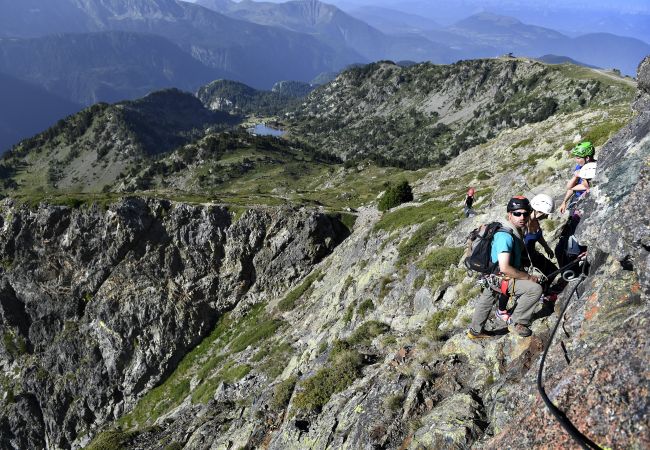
0, 198, 347, 449
578, 55, 650, 292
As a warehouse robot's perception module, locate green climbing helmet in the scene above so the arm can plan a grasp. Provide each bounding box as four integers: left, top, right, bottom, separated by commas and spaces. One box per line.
571, 141, 595, 158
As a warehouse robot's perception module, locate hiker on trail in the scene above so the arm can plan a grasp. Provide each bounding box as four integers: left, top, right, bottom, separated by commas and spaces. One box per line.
559, 141, 596, 214
467, 196, 543, 339
464, 188, 475, 217
524, 194, 558, 278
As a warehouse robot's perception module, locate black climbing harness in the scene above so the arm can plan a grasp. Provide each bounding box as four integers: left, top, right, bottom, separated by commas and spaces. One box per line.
536, 261, 603, 450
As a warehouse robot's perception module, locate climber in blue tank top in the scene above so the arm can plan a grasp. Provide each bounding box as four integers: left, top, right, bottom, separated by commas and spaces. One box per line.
559, 142, 596, 213
525, 194, 558, 278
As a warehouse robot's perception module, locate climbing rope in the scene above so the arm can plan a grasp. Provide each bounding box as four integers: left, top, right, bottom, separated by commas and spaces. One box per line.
536, 262, 603, 450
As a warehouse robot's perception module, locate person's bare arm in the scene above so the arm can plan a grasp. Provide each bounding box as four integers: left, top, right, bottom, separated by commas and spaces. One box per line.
560, 180, 590, 212
538, 235, 553, 258
497, 252, 538, 282
565, 174, 579, 190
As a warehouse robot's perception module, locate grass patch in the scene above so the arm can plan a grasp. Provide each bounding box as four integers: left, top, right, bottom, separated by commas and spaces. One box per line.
120, 303, 284, 427
414, 273, 426, 290
338, 212, 358, 232
3, 331, 27, 358
342, 275, 355, 294
258, 342, 293, 379
191, 361, 252, 404
374, 200, 459, 233
378, 276, 393, 301
229, 315, 284, 354
456, 282, 481, 307
397, 219, 444, 264
476, 170, 492, 180
525, 153, 546, 165
512, 137, 533, 148
530, 166, 554, 185
343, 301, 356, 324
14, 192, 123, 211
356, 299, 375, 318
86, 430, 136, 450
542, 218, 560, 234
423, 308, 458, 340
582, 120, 627, 147
277, 270, 322, 312
227, 205, 249, 222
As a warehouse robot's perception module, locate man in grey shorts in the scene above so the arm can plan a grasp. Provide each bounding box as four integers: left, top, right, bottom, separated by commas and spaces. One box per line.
467, 196, 543, 338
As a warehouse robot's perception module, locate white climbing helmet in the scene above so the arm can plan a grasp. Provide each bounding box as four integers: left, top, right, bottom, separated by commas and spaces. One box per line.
579, 162, 597, 180
530, 193, 555, 215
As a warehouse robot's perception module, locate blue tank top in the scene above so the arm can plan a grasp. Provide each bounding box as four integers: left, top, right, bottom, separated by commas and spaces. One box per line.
574, 164, 584, 198
524, 228, 543, 245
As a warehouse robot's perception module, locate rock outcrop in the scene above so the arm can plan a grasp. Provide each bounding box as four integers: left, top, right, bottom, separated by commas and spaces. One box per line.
0, 198, 347, 449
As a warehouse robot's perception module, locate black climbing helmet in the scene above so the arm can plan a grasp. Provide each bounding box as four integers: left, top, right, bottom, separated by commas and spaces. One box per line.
506, 196, 532, 212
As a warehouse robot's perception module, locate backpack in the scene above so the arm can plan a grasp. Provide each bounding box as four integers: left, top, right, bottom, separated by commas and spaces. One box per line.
464, 222, 513, 274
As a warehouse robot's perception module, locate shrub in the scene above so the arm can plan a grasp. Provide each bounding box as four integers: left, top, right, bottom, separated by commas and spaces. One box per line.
347, 321, 390, 346
378, 180, 413, 211
419, 247, 464, 273
293, 349, 363, 411
385, 394, 405, 411
271, 376, 298, 410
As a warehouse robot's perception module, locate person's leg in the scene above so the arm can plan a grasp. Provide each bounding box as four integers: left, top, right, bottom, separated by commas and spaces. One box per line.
530, 250, 558, 278
509, 279, 543, 326
470, 288, 496, 331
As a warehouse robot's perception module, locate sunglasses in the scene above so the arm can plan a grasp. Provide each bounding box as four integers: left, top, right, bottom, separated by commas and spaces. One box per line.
511, 211, 530, 217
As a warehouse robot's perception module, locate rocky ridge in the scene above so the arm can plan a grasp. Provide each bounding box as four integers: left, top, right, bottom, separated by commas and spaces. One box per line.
289, 58, 635, 167
0, 59, 647, 449
0, 199, 347, 448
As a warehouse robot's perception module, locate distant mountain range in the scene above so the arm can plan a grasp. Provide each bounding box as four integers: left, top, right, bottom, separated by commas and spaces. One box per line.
195, 0, 453, 63
0, 0, 646, 152
443, 13, 649, 75
350, 10, 649, 76
338, 0, 650, 43
0, 31, 226, 105
0, 0, 362, 89
536, 55, 599, 69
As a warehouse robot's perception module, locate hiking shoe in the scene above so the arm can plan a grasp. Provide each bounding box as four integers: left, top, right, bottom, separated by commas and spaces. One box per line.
495, 309, 512, 323
508, 323, 532, 337
467, 328, 492, 339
